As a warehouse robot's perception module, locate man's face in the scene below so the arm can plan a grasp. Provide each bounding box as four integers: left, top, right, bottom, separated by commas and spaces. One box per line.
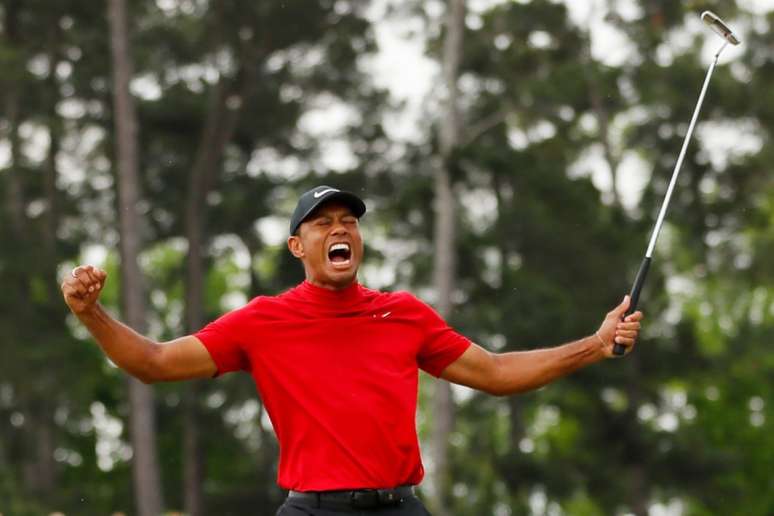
287, 202, 364, 290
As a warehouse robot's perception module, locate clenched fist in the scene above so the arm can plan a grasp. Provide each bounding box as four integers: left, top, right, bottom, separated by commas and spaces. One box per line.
61, 265, 107, 314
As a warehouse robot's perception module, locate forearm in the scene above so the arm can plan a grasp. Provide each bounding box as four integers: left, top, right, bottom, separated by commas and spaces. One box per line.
442, 297, 643, 396
489, 335, 603, 395
75, 303, 161, 382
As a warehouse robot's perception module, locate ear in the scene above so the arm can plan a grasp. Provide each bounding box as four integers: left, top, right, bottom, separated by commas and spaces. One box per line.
287, 235, 304, 258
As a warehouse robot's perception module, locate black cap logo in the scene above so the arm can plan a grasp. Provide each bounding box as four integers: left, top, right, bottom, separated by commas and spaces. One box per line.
289, 185, 366, 236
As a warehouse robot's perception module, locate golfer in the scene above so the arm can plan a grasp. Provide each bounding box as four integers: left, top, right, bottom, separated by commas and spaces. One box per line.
61, 185, 643, 515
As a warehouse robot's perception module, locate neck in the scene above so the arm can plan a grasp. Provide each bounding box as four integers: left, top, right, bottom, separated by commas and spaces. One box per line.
305, 275, 357, 291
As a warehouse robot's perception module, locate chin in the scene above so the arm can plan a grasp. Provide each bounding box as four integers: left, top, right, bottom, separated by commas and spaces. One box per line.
325, 266, 358, 287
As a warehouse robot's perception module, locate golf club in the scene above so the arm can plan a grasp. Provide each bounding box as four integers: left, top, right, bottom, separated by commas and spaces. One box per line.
613, 11, 741, 356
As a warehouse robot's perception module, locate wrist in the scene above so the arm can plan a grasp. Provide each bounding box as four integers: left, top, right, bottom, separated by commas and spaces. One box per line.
592, 332, 607, 360
74, 302, 102, 320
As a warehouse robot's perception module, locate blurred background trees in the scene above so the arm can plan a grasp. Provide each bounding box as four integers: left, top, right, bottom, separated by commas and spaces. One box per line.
0, 0, 771, 514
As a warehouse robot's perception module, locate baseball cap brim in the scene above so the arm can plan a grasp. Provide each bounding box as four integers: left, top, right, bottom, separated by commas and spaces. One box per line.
289, 188, 366, 236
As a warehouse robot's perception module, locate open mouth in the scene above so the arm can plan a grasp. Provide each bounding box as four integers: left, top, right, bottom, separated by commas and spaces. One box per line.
327, 242, 352, 268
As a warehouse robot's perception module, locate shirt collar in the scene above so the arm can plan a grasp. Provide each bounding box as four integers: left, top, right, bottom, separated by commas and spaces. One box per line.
299, 279, 362, 301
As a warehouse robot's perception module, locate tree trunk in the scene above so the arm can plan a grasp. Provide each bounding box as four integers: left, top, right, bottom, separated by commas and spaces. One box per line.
180, 7, 261, 508
34, 406, 56, 493
624, 354, 649, 515
4, 97, 24, 238
181, 78, 247, 516
3, 0, 25, 240
182, 389, 204, 516
587, 76, 621, 207
428, 1, 465, 515
44, 14, 64, 305
107, 1, 165, 514
580, 9, 621, 207
1, 2, 49, 495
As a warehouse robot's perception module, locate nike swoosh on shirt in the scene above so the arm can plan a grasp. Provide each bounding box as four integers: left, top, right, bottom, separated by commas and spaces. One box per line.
313, 188, 339, 198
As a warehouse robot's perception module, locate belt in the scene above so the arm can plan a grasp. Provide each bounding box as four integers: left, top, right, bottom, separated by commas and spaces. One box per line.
288, 485, 415, 511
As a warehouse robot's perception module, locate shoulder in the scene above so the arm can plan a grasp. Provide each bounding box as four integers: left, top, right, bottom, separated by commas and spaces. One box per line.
389, 290, 422, 305
210, 295, 266, 321
249, 290, 300, 316
375, 289, 434, 313
219, 291, 290, 318
357, 284, 397, 300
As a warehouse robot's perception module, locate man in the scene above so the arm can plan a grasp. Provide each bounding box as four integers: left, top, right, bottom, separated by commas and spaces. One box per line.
62, 185, 643, 515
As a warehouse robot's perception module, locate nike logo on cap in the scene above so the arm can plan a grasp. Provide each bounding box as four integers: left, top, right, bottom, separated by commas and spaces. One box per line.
313, 188, 339, 198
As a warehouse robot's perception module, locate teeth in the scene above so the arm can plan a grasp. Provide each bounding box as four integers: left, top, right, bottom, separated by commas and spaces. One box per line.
330, 243, 350, 252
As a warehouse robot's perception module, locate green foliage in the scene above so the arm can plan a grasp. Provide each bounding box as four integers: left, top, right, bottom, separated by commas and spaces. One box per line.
0, 0, 771, 514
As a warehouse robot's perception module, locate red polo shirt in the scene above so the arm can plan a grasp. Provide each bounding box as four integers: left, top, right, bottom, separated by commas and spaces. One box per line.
194, 280, 471, 491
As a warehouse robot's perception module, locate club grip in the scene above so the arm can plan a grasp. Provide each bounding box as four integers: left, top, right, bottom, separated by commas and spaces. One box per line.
613, 256, 651, 356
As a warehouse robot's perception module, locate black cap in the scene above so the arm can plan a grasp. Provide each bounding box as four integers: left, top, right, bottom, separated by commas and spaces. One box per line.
289, 185, 366, 236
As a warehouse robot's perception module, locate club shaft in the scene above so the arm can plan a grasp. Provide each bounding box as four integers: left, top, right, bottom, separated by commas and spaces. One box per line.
645, 43, 726, 258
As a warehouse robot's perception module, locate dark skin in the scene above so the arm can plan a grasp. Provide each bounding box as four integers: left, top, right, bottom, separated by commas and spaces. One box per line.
287, 202, 364, 290
61, 200, 643, 392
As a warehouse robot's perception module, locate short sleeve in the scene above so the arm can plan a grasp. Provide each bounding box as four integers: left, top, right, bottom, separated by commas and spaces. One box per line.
194, 305, 251, 376
406, 295, 471, 377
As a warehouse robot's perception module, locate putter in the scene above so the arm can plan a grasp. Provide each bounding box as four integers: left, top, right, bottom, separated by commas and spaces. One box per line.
613, 11, 741, 356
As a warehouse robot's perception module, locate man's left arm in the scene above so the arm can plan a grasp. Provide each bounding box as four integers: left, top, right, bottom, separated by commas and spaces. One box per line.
440, 296, 643, 396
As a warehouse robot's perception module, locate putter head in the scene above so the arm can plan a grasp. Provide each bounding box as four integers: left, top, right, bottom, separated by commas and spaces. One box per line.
701, 11, 741, 45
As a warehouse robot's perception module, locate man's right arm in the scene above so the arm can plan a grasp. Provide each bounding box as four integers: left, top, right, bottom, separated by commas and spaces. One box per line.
62, 265, 217, 383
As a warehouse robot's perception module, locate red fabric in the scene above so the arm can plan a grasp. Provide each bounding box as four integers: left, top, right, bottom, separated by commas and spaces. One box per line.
194, 280, 471, 491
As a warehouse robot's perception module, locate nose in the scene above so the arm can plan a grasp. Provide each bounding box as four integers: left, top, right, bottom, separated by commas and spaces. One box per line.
331, 219, 349, 235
